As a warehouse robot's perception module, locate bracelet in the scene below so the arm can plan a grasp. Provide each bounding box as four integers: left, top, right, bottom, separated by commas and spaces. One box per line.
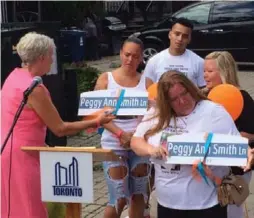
116, 130, 123, 138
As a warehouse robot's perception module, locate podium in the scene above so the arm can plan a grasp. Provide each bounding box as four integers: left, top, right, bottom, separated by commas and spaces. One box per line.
21, 146, 120, 218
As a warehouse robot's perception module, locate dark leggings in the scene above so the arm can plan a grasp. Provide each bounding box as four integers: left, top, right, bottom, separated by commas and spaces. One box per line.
158, 203, 227, 218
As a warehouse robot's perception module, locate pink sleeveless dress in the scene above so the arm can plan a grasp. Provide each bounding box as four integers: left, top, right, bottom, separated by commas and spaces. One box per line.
1, 68, 48, 218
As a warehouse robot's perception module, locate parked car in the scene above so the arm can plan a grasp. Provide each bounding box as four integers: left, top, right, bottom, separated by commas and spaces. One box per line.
130, 1, 254, 66
99, 16, 126, 55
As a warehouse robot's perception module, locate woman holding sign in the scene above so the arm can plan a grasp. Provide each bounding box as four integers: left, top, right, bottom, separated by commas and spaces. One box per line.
94, 37, 153, 218
131, 71, 253, 218
1, 32, 115, 218
204, 51, 254, 218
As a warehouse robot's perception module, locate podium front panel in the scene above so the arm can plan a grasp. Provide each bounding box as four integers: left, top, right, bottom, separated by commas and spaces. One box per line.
40, 151, 93, 203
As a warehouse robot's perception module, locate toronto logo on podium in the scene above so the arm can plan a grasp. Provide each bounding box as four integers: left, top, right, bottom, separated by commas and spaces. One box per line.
53, 157, 83, 197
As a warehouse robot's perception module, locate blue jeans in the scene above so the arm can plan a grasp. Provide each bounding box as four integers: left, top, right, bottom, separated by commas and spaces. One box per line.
103, 150, 151, 210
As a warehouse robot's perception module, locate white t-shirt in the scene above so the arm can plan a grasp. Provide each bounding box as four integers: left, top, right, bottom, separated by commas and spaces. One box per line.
143, 49, 206, 87
134, 100, 240, 210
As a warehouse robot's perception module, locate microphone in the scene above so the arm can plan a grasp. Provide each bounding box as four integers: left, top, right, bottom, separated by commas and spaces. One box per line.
23, 76, 43, 98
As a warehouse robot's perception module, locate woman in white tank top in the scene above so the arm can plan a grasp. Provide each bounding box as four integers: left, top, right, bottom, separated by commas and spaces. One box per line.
94, 37, 153, 218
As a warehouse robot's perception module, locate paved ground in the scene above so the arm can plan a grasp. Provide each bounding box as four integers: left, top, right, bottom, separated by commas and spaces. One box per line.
68, 56, 254, 218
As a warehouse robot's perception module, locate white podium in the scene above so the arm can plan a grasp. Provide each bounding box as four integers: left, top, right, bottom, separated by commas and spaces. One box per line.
21, 146, 119, 218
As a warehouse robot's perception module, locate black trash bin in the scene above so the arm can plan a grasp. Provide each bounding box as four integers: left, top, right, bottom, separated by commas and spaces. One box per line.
41, 50, 68, 147
63, 68, 79, 122
59, 29, 86, 64
42, 74, 67, 147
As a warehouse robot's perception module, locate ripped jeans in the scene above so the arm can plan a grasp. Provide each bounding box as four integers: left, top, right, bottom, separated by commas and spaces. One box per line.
103, 150, 151, 210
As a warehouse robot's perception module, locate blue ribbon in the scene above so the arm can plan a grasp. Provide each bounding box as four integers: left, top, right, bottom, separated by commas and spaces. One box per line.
197, 162, 210, 185
203, 132, 213, 159
97, 89, 125, 135
97, 127, 104, 135
112, 89, 125, 115
197, 132, 213, 185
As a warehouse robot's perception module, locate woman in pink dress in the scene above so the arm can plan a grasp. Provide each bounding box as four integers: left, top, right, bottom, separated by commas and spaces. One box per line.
1, 32, 115, 218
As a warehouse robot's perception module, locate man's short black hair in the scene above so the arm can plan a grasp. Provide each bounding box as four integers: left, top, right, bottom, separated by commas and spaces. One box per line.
171, 17, 194, 30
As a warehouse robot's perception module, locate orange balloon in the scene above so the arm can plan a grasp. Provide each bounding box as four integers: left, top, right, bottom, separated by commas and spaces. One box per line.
208, 84, 243, 121
147, 83, 158, 100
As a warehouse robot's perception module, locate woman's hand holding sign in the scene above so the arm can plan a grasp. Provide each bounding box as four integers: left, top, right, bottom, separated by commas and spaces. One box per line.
84, 108, 115, 134
97, 109, 116, 125
242, 147, 254, 172
119, 131, 134, 149
148, 146, 169, 160
239, 132, 254, 172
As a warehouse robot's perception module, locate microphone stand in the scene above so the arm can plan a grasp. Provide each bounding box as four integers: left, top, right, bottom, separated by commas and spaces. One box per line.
1, 89, 30, 154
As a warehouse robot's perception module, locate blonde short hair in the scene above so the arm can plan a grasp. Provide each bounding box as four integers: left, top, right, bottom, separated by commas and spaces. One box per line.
16, 32, 56, 65
205, 51, 240, 87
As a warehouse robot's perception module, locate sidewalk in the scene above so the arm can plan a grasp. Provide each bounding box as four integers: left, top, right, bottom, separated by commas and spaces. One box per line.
246, 177, 254, 218
70, 57, 254, 218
